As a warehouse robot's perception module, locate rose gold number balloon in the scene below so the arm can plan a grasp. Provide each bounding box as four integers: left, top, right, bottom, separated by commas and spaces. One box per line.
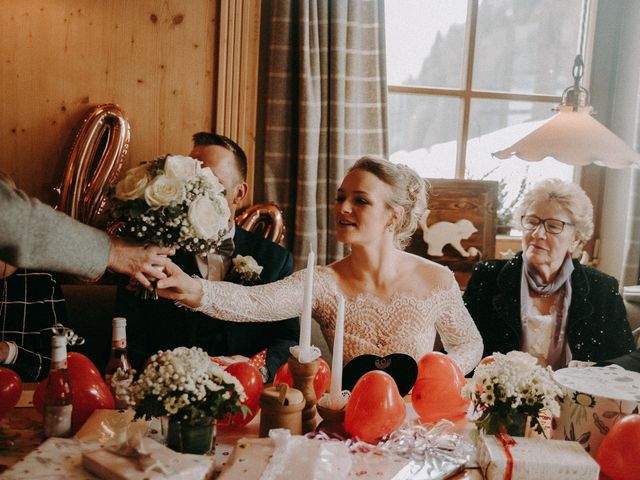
57, 104, 130, 226
235, 203, 286, 244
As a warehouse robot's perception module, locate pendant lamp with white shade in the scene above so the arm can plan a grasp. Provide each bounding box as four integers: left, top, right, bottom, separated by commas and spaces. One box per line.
493, 0, 640, 169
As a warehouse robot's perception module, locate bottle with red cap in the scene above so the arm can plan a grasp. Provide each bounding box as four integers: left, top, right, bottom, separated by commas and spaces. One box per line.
43, 334, 73, 438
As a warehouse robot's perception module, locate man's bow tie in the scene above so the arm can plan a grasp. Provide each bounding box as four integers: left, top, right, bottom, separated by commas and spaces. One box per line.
215, 236, 235, 257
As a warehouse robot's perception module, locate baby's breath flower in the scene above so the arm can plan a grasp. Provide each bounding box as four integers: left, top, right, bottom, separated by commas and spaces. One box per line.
111, 346, 248, 423
463, 351, 564, 436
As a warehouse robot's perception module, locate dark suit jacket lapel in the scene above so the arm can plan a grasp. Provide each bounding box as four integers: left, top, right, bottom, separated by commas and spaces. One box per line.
493, 253, 524, 342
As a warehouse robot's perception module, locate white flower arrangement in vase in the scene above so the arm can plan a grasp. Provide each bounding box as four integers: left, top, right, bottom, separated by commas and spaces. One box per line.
113, 346, 248, 422
462, 351, 564, 437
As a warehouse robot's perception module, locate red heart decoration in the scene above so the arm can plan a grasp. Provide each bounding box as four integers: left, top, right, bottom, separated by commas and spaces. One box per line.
273, 358, 331, 399
0, 367, 22, 420
219, 361, 264, 427
411, 352, 469, 423
344, 370, 406, 443
34, 352, 114, 433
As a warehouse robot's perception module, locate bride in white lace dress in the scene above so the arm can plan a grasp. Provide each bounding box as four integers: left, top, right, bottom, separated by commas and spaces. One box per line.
157, 156, 483, 374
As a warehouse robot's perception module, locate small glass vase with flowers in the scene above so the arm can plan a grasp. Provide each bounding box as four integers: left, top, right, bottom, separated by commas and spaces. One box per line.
462, 351, 564, 437
112, 346, 249, 455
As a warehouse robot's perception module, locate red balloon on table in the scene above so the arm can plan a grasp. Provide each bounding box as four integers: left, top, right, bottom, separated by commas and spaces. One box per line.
344, 370, 406, 444
273, 357, 331, 400
219, 362, 264, 427
33, 352, 115, 433
411, 352, 469, 423
0, 367, 22, 421
596, 414, 640, 480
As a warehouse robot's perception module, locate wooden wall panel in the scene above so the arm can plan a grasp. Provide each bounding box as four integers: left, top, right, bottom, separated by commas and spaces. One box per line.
215, 0, 261, 206
0, 1, 217, 204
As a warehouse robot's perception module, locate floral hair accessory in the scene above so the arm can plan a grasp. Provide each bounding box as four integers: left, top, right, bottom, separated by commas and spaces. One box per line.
228, 255, 264, 285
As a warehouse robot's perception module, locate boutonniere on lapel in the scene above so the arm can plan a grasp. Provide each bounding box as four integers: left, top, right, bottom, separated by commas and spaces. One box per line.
229, 255, 264, 285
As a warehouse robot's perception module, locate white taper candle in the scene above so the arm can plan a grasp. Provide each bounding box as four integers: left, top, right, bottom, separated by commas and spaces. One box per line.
298, 246, 315, 360
329, 295, 345, 408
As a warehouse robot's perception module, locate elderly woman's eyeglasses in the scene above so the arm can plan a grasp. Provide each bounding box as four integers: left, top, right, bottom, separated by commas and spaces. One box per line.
520, 215, 574, 234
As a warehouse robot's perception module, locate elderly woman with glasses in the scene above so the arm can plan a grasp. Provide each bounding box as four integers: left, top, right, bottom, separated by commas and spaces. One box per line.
463, 178, 634, 369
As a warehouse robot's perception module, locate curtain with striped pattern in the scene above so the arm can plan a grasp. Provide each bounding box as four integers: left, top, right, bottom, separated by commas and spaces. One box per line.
262, 0, 388, 268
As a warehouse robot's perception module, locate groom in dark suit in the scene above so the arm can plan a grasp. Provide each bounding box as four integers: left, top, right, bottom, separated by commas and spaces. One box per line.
115, 133, 298, 382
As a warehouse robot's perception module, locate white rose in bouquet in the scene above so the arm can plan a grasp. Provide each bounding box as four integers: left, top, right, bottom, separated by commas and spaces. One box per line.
114, 164, 151, 200
198, 167, 226, 195
164, 155, 200, 180
189, 195, 230, 239
144, 174, 186, 208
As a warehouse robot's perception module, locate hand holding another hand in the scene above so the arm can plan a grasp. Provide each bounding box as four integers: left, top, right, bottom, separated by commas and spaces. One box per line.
107, 238, 174, 288
156, 261, 204, 308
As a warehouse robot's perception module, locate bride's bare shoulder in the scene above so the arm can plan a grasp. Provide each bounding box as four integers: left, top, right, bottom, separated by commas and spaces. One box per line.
402, 252, 454, 286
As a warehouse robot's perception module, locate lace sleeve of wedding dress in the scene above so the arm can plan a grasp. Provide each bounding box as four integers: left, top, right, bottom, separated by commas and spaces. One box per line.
434, 275, 484, 374
188, 268, 315, 323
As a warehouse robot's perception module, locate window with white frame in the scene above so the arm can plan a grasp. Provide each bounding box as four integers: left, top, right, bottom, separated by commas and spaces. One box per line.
384, 0, 590, 230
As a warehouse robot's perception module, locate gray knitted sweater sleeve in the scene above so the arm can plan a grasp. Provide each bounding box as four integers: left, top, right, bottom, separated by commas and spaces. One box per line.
0, 180, 110, 279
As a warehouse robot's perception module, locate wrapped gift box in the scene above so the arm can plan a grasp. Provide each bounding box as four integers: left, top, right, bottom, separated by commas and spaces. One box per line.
82, 437, 215, 480
476, 435, 599, 480
552, 365, 640, 457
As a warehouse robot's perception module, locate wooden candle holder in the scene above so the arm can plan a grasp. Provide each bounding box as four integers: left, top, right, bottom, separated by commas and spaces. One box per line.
316, 403, 347, 439
287, 355, 319, 433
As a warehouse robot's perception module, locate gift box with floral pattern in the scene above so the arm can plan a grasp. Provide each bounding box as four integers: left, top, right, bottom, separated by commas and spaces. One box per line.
552, 365, 640, 457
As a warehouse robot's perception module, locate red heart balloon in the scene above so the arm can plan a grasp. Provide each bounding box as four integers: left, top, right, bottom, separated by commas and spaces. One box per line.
0, 367, 22, 420
596, 414, 640, 480
411, 352, 469, 423
219, 362, 264, 426
273, 358, 331, 399
34, 352, 115, 433
344, 370, 406, 444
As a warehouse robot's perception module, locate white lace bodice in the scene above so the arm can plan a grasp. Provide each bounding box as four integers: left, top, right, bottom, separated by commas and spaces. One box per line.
192, 266, 483, 374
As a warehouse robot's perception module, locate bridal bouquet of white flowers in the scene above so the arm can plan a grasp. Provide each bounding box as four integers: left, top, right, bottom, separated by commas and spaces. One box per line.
462, 351, 564, 436
113, 347, 249, 423
110, 155, 230, 253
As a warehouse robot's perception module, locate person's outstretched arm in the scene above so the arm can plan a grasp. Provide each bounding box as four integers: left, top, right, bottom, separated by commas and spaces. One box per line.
1, 179, 111, 278
157, 260, 307, 322
0, 180, 172, 284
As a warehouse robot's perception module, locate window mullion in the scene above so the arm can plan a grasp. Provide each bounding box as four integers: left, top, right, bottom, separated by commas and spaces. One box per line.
457, 0, 479, 179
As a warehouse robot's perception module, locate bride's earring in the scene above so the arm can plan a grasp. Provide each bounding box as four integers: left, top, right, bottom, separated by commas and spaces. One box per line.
386, 224, 394, 233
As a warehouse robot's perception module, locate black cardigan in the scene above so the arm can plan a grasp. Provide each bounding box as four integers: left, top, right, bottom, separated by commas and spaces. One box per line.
463, 252, 635, 363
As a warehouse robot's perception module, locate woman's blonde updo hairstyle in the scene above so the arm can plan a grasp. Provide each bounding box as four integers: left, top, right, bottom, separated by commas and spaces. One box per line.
348, 156, 428, 249
514, 178, 594, 243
